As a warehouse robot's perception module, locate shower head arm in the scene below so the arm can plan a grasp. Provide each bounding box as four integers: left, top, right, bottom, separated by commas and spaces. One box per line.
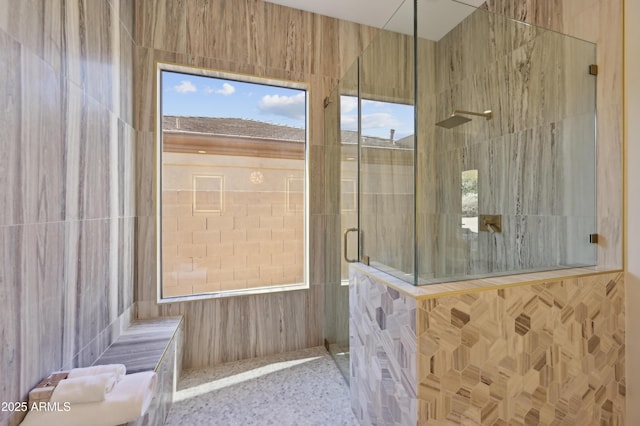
452, 109, 493, 120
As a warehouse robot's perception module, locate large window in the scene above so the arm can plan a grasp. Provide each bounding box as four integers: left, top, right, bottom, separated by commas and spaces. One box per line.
157, 64, 308, 300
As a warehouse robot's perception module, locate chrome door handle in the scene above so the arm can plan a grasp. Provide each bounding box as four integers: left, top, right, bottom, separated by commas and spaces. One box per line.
344, 228, 359, 263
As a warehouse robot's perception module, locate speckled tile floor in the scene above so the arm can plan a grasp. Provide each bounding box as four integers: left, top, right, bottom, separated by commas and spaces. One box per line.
164, 346, 358, 426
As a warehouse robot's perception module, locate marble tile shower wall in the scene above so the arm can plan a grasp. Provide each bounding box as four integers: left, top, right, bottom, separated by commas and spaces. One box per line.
133, 0, 377, 368
0, 1, 136, 425
481, 0, 623, 269
427, 4, 609, 278
358, 0, 622, 281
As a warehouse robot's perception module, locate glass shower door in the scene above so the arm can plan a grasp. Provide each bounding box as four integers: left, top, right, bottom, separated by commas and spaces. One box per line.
324, 60, 359, 382
358, 9, 417, 283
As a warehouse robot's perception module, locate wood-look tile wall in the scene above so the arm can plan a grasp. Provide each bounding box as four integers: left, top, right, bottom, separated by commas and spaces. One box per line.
483, 0, 623, 269
133, 0, 377, 368
360, 0, 622, 279
427, 7, 599, 278
0, 1, 136, 425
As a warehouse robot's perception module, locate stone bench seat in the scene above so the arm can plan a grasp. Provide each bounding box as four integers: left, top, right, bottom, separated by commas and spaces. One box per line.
92, 316, 183, 426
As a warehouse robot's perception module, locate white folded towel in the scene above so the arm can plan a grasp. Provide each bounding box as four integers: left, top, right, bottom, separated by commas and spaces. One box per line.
66, 364, 126, 381
20, 372, 158, 426
49, 373, 117, 404
111, 371, 157, 418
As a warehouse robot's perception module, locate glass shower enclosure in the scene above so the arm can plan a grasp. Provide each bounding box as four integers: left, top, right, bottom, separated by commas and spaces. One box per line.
324, 0, 597, 380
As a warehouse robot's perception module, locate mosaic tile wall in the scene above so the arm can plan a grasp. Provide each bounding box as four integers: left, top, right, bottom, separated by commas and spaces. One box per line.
350, 267, 625, 425
417, 273, 625, 425
349, 270, 418, 426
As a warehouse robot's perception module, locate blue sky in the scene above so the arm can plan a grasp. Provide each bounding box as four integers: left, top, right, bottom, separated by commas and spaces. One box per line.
340, 96, 414, 140
162, 71, 307, 128
162, 71, 414, 139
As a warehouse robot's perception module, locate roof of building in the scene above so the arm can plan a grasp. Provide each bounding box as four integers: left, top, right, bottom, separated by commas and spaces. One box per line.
162, 116, 305, 142
162, 116, 414, 148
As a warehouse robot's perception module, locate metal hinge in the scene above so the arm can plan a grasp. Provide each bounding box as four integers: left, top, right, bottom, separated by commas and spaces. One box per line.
589, 233, 599, 244
589, 64, 598, 76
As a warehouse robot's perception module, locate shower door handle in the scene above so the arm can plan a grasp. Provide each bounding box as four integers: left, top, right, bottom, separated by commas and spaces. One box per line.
343, 228, 359, 263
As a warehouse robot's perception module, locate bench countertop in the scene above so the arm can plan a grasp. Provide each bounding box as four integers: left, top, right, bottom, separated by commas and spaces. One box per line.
93, 317, 183, 374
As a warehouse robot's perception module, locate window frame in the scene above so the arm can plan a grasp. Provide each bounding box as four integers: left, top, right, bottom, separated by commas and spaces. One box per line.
155, 62, 310, 303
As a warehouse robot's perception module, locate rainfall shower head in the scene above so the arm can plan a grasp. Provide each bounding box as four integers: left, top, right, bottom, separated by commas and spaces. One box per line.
436, 109, 493, 129
436, 114, 472, 129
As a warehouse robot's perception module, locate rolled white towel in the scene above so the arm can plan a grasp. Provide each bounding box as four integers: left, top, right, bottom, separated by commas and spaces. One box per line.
49, 373, 117, 404
109, 371, 158, 418
66, 364, 126, 381
20, 372, 158, 426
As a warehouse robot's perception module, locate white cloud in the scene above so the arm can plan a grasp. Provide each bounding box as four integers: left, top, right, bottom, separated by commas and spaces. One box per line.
204, 83, 236, 96
341, 96, 358, 113
361, 113, 400, 129
258, 92, 306, 120
174, 80, 196, 93
216, 83, 236, 96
